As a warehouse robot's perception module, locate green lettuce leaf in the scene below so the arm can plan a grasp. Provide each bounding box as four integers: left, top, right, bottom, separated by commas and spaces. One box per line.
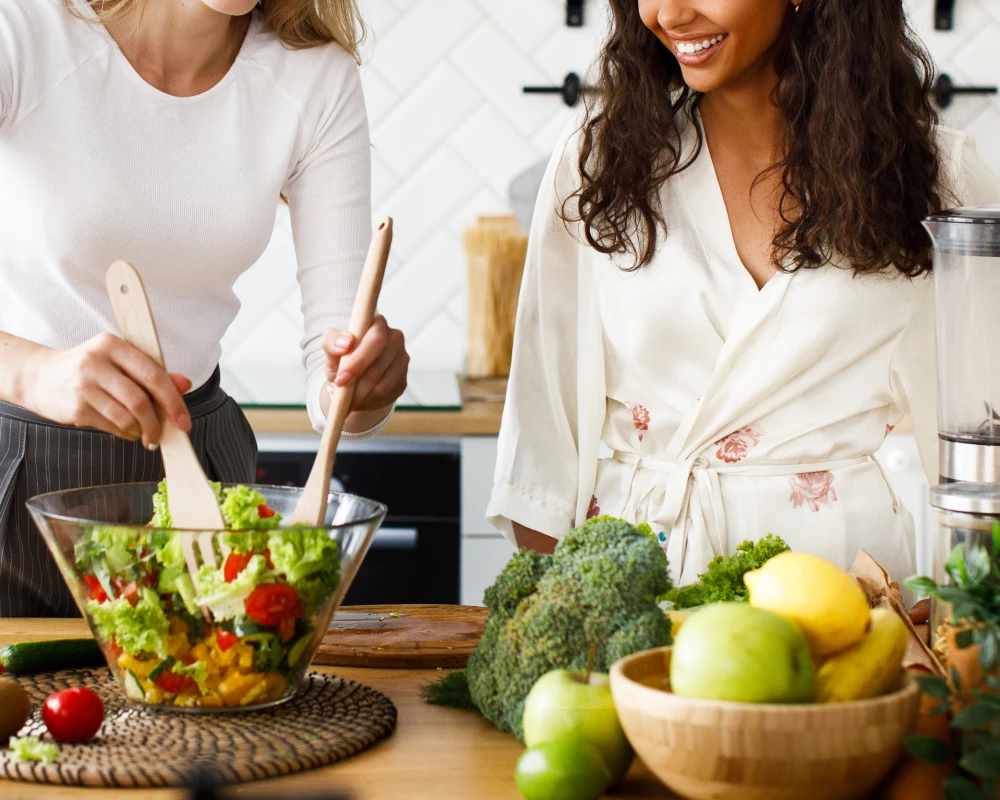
9, 736, 59, 763
87, 586, 169, 658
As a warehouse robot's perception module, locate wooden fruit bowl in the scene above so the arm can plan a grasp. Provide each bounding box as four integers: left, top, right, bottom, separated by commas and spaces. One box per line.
609, 647, 920, 800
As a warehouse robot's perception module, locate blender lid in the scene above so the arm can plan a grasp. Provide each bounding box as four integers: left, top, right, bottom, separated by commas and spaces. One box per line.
924, 205, 1000, 256
925, 205, 1000, 225
930, 482, 1000, 515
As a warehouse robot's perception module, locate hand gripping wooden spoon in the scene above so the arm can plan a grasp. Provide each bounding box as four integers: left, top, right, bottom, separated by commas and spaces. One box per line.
106, 261, 226, 567
288, 218, 393, 526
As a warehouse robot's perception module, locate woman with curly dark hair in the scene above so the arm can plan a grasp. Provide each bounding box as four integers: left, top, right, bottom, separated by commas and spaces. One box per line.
487, 0, 1000, 586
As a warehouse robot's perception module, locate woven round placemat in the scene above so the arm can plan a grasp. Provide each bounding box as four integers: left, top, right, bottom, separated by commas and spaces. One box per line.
0, 667, 396, 787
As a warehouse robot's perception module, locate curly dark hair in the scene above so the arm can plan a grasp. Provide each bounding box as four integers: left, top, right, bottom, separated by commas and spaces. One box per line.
564, 0, 943, 275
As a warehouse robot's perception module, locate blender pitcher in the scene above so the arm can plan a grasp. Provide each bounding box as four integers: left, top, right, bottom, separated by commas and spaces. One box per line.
924, 206, 1000, 483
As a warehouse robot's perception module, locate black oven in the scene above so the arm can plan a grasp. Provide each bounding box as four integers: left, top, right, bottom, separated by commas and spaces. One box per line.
254, 437, 460, 605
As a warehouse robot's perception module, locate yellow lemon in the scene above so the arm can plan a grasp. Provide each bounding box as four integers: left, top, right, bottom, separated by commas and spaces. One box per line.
743, 551, 870, 657
814, 608, 910, 702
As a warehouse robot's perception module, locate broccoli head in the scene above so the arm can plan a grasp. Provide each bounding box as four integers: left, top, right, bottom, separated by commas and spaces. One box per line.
466, 516, 672, 739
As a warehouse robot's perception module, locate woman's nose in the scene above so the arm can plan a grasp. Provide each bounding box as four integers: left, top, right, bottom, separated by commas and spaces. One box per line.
652, 0, 700, 32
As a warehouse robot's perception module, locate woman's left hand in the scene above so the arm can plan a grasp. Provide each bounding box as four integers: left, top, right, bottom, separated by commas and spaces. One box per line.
322, 314, 409, 419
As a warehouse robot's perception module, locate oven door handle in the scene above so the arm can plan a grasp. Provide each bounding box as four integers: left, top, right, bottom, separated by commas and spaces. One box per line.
370, 526, 418, 550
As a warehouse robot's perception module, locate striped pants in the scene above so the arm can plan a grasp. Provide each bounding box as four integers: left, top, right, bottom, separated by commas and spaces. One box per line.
0, 368, 256, 617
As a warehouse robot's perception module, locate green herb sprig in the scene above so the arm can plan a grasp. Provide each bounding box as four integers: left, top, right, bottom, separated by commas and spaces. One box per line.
903, 521, 1000, 799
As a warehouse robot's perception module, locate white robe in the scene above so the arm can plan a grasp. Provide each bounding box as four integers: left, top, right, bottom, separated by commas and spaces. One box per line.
487, 116, 1000, 588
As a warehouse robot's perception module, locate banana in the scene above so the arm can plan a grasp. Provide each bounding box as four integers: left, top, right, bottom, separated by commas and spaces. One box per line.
814, 608, 910, 703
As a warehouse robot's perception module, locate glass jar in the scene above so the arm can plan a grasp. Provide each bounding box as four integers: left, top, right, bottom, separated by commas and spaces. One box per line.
928, 483, 1000, 656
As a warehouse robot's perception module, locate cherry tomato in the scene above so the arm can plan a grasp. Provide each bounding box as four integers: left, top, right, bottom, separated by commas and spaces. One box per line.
223, 551, 253, 583
84, 575, 107, 603
245, 584, 303, 626
154, 669, 196, 695
42, 687, 104, 743
216, 630, 239, 652
257, 504, 275, 519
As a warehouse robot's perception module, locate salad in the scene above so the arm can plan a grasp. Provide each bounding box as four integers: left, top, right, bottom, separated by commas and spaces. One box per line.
73, 482, 340, 709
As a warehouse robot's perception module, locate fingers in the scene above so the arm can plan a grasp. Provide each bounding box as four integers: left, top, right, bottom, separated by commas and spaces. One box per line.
334, 316, 392, 388
352, 346, 408, 411
108, 340, 190, 432
80, 385, 141, 442
169, 373, 193, 395
322, 329, 354, 384
98, 364, 163, 447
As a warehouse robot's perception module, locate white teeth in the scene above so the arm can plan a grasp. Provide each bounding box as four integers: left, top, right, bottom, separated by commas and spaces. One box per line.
678, 34, 725, 55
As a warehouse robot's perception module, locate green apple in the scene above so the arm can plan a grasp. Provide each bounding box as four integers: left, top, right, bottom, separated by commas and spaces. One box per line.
670, 602, 814, 703
522, 670, 633, 784
515, 738, 611, 800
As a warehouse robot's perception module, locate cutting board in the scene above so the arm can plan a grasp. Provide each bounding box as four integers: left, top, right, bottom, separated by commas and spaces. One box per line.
313, 604, 489, 669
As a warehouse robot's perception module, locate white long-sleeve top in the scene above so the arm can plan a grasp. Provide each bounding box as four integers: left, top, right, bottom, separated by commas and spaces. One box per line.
488, 111, 1000, 588
0, 0, 379, 434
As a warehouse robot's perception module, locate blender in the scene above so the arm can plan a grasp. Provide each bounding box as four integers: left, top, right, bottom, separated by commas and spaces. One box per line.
923, 205, 1000, 645
924, 205, 1000, 483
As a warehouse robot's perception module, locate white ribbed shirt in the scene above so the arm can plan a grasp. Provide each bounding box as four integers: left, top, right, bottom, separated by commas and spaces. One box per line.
0, 0, 375, 433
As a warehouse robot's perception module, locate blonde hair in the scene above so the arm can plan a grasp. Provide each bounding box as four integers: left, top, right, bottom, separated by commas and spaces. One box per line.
72, 0, 366, 61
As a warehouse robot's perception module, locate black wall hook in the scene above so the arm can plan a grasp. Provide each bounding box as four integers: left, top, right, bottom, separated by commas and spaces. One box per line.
567, 0, 583, 27
935, 0, 954, 30
933, 73, 998, 109
523, 72, 594, 107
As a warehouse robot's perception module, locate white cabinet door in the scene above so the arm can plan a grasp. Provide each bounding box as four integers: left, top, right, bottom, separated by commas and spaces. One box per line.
461, 437, 499, 535
461, 535, 516, 606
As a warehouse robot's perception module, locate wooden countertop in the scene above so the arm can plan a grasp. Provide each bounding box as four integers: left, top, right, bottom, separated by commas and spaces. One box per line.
243, 377, 506, 437
0, 620, 671, 800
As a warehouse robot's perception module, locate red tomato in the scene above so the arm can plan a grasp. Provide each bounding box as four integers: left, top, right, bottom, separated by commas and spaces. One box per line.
257, 504, 275, 519
278, 616, 296, 643
84, 575, 107, 603
262, 549, 274, 569
216, 630, 239, 652
121, 581, 140, 607
42, 687, 104, 743
245, 584, 303, 626
154, 669, 196, 695
108, 637, 123, 662
223, 551, 253, 583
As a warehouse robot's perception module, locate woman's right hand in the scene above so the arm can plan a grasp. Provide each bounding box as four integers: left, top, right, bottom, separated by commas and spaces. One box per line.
21, 333, 192, 447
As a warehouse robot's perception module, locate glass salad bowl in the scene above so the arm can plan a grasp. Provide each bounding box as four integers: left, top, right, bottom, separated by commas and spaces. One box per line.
27, 482, 386, 713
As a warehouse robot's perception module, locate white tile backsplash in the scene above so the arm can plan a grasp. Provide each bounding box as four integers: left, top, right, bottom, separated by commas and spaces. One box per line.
223, 0, 1000, 399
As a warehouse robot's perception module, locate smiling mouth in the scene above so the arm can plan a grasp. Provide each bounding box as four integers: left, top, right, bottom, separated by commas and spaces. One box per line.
673, 33, 728, 64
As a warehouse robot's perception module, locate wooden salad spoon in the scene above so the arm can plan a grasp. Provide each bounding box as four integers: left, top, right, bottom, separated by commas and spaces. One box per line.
106, 261, 226, 567
287, 218, 393, 526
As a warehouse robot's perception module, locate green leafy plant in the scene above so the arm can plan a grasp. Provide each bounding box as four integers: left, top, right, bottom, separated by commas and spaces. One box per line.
903, 522, 1000, 799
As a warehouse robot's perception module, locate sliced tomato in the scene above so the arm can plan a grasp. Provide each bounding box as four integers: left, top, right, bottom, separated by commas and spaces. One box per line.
121, 580, 140, 607
257, 504, 275, 519
262, 549, 274, 570
245, 584, 303, 626
223, 551, 253, 583
108, 637, 123, 662
84, 575, 108, 603
216, 630, 239, 652
154, 669, 196, 694
278, 616, 296, 644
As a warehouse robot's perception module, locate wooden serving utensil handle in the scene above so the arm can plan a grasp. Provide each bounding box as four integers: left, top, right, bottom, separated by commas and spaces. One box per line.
290, 218, 393, 526
105, 261, 226, 536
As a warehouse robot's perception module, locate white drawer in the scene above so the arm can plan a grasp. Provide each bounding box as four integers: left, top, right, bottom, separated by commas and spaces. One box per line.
461, 436, 499, 534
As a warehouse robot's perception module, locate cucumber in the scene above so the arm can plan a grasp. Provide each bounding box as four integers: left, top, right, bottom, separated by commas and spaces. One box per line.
124, 670, 145, 702
286, 634, 311, 669
233, 617, 275, 638
148, 657, 175, 682
0, 639, 106, 674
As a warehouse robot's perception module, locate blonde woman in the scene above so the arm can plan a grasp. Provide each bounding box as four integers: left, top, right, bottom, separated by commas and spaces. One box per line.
0, 0, 409, 616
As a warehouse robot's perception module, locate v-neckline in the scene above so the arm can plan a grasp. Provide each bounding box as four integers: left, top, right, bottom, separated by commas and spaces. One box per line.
689, 122, 781, 294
